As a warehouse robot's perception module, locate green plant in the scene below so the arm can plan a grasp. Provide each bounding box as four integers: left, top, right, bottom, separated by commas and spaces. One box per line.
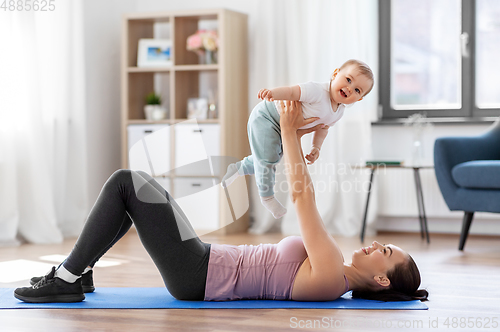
145, 92, 162, 105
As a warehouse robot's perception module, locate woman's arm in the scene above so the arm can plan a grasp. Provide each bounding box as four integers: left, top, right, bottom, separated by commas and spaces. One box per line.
280, 101, 345, 286
280, 107, 316, 203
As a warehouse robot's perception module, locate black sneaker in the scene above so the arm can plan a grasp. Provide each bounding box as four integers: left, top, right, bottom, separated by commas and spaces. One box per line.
14, 267, 85, 303
30, 269, 95, 293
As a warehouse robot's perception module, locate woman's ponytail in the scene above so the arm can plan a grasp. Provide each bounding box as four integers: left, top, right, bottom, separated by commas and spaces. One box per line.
412, 289, 429, 301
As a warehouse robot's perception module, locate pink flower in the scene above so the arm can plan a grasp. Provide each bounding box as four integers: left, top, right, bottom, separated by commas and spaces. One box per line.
186, 30, 218, 52
187, 34, 203, 50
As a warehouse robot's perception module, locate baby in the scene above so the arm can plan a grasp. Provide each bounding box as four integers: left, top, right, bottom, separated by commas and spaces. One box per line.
222, 59, 374, 218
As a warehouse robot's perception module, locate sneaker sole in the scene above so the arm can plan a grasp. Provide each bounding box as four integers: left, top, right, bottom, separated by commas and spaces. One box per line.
83, 285, 95, 293
14, 292, 85, 303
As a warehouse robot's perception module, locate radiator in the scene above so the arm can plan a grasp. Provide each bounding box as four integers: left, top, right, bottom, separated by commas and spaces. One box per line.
376, 168, 459, 217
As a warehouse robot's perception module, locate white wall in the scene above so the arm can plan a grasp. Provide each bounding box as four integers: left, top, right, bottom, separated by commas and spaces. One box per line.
371, 122, 500, 236
82, 0, 136, 205
371, 123, 493, 166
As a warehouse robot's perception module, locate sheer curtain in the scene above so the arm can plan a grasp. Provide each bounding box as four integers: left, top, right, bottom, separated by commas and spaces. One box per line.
248, 0, 379, 236
0, 0, 88, 245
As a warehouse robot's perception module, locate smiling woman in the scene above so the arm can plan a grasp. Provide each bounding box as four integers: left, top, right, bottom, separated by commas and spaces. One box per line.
348, 241, 428, 302
14, 99, 427, 304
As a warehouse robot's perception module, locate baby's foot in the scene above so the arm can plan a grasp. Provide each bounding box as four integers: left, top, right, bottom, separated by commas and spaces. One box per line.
221, 163, 241, 188
261, 196, 287, 219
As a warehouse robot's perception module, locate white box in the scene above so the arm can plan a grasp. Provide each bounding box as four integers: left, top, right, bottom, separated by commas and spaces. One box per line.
175, 124, 220, 176
173, 177, 219, 233
127, 124, 170, 176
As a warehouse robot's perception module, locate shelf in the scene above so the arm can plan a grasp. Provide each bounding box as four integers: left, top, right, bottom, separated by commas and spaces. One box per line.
122, 9, 249, 234
127, 65, 218, 73
128, 67, 172, 73
125, 9, 219, 21
174, 64, 218, 71
127, 119, 219, 124
172, 118, 219, 123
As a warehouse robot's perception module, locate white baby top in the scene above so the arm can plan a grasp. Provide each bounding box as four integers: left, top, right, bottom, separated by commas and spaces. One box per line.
274, 81, 345, 130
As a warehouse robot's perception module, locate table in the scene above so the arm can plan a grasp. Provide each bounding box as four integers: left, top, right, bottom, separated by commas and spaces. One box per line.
360, 164, 433, 243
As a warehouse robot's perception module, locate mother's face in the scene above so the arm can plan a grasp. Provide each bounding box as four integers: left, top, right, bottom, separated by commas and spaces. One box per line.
351, 241, 407, 287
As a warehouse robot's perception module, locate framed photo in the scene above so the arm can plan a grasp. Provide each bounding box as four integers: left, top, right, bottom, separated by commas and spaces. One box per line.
137, 39, 172, 67
187, 98, 208, 119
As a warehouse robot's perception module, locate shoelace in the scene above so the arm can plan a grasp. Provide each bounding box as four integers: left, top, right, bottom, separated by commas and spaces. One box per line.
33, 275, 55, 289
33, 268, 56, 289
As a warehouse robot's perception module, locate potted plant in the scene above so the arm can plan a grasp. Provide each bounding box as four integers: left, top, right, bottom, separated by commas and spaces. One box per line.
144, 92, 168, 121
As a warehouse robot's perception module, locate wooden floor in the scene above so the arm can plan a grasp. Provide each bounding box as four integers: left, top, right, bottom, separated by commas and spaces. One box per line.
1, 230, 499, 332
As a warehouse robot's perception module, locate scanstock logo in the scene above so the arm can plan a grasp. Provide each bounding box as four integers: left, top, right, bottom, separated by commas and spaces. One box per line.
128, 119, 249, 241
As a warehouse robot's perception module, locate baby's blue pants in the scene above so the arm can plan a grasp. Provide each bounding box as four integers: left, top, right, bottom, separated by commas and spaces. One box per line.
237, 101, 282, 197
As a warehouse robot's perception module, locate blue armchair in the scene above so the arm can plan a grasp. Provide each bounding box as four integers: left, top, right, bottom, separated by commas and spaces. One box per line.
434, 119, 500, 250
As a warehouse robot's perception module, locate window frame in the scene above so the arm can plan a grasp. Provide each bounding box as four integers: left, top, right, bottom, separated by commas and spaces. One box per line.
379, 0, 500, 119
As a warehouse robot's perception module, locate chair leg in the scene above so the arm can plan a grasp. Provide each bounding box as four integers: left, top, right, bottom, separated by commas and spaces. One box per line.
459, 212, 474, 251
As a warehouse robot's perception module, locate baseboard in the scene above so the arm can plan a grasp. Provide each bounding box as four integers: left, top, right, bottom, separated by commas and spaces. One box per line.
376, 215, 500, 236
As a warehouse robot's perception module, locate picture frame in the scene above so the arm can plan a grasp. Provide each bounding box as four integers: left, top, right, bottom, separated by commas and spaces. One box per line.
137, 39, 172, 68
187, 98, 208, 120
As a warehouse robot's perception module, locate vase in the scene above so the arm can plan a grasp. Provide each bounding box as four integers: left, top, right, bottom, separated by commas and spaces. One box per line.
411, 128, 424, 166
411, 140, 423, 166
205, 50, 217, 64
144, 105, 168, 121
207, 103, 217, 119
197, 51, 206, 64
195, 50, 217, 64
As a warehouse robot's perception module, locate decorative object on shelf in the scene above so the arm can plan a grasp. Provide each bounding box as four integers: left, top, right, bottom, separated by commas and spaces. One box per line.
187, 98, 208, 119
186, 30, 218, 64
207, 89, 218, 119
144, 92, 168, 121
404, 113, 433, 166
208, 103, 217, 119
137, 39, 172, 67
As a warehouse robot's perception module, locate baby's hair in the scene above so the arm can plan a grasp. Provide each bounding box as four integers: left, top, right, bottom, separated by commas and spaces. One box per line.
339, 59, 374, 96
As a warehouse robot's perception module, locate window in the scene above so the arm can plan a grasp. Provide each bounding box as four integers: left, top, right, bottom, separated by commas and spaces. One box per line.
379, 0, 500, 119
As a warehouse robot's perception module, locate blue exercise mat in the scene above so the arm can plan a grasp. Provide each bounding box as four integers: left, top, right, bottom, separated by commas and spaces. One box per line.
0, 288, 427, 309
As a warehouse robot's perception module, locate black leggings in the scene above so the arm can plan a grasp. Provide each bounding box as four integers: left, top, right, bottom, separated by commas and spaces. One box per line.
63, 169, 211, 301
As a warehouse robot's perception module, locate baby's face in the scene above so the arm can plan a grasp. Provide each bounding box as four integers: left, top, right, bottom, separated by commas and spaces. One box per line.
329, 65, 373, 105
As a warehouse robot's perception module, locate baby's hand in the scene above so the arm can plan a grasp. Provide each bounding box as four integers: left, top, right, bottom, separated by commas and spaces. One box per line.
258, 89, 274, 101
305, 147, 320, 165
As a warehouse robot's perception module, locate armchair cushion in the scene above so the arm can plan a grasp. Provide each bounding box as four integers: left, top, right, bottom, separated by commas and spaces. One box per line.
434, 119, 500, 213
452, 160, 500, 189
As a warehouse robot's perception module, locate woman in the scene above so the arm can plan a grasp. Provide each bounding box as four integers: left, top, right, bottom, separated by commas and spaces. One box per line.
14, 100, 428, 303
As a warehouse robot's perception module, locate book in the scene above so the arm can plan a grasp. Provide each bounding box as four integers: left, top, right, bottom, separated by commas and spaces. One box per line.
365, 160, 404, 166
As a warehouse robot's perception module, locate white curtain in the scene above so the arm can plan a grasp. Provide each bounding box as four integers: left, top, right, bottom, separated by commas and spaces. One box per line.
248, 0, 379, 236
0, 0, 88, 245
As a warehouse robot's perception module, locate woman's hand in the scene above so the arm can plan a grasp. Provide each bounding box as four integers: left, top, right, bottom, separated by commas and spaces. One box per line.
279, 100, 319, 133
